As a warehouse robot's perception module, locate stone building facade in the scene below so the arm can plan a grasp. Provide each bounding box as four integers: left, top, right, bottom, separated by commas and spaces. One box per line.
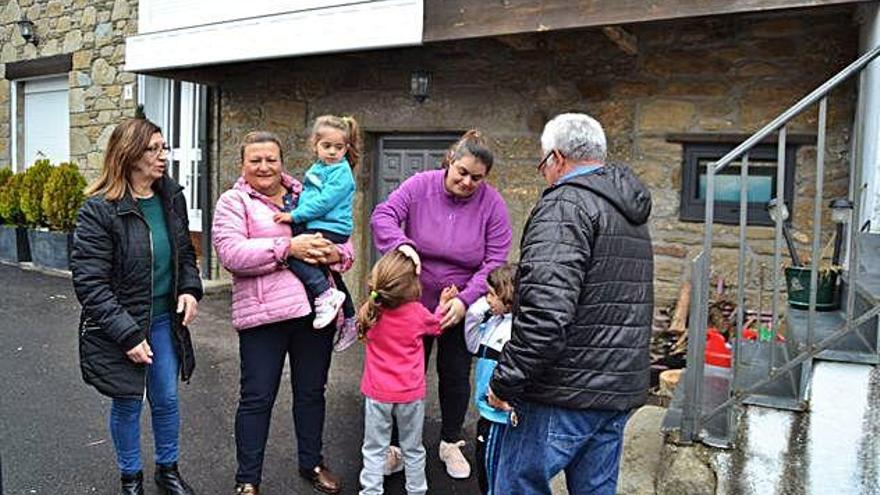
0, 0, 139, 175
175, 5, 857, 305
0, 0, 862, 307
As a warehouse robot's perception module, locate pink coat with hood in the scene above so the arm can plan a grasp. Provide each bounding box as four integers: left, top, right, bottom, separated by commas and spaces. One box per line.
212, 173, 354, 330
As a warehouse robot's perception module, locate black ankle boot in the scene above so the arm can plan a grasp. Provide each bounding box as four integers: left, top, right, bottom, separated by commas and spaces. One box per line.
154, 463, 195, 495
120, 471, 144, 495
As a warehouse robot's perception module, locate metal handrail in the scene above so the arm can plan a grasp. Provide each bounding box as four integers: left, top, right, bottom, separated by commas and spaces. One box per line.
680, 43, 880, 445
712, 44, 880, 174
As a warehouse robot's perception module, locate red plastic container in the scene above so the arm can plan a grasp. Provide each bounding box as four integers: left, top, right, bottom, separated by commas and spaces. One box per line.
705, 328, 732, 368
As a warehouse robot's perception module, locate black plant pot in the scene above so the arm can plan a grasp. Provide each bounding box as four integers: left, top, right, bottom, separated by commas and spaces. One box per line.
27, 229, 73, 271
0, 225, 31, 262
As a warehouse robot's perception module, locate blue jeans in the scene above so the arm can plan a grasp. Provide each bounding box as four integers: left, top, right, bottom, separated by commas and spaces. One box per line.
493, 400, 629, 495
109, 313, 180, 475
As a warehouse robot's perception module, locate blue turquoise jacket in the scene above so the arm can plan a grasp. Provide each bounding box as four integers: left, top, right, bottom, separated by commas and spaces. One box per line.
466, 297, 513, 424
292, 158, 355, 236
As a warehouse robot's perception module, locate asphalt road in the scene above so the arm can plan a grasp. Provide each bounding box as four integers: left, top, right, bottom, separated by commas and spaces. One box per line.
0, 264, 480, 494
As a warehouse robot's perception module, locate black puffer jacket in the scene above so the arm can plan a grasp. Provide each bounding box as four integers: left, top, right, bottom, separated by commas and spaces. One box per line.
71, 175, 203, 399
491, 164, 654, 411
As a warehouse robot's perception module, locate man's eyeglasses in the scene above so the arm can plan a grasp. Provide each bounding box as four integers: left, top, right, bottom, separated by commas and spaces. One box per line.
537, 141, 598, 172
537, 150, 554, 172
145, 144, 171, 156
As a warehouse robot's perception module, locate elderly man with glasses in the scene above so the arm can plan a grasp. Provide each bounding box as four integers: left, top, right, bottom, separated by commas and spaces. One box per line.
487, 113, 654, 495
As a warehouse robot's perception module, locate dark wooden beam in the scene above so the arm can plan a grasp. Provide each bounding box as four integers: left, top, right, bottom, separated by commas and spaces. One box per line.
4, 54, 72, 80
424, 0, 866, 42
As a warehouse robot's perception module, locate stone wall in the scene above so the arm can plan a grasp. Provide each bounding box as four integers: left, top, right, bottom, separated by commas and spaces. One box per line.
182, 6, 857, 304
0, 0, 138, 174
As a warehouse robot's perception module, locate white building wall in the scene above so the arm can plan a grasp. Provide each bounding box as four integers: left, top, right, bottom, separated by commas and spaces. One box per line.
126, 0, 423, 72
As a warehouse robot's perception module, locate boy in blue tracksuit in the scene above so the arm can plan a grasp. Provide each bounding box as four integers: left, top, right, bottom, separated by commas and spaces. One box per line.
464, 263, 517, 495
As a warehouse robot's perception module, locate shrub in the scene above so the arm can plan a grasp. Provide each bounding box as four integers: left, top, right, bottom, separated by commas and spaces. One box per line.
0, 172, 26, 226
42, 162, 86, 231
20, 159, 53, 227
0, 168, 11, 189
0, 167, 11, 224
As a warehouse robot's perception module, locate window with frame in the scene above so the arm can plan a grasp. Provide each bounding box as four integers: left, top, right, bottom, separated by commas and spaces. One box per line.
6, 55, 73, 172
678, 142, 798, 226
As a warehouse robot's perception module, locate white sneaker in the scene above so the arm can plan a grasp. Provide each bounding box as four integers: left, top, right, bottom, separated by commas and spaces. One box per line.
313, 288, 346, 329
438, 440, 471, 479
383, 445, 404, 476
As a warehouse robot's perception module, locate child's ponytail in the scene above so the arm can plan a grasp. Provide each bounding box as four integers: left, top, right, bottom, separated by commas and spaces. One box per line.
341, 115, 361, 169
356, 289, 382, 339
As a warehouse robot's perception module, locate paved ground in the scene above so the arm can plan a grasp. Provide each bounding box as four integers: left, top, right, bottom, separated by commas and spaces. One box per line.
0, 264, 481, 494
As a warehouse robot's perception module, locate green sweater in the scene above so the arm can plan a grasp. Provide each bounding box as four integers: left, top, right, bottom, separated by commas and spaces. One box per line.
138, 195, 172, 316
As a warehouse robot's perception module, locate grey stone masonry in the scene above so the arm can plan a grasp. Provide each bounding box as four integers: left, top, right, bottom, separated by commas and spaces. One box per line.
0, 0, 139, 175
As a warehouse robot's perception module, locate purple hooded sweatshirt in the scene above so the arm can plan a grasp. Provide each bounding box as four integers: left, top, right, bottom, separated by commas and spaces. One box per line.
371, 169, 512, 311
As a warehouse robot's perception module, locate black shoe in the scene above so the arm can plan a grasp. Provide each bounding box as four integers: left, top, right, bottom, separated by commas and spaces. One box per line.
120, 471, 144, 495
154, 462, 195, 495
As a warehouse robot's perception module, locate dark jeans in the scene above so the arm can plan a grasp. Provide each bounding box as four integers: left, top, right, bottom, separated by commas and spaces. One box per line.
286, 228, 354, 319
475, 418, 507, 495
234, 316, 335, 484
110, 313, 180, 475
493, 400, 629, 495
392, 321, 472, 444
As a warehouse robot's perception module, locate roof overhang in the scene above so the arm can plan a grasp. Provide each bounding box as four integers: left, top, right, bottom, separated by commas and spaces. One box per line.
125, 0, 423, 72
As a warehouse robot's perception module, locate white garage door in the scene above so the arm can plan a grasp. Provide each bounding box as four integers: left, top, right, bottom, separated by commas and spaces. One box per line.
21, 76, 70, 168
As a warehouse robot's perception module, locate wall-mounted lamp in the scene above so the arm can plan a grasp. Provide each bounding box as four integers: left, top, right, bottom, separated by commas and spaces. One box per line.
410, 70, 431, 103
17, 15, 38, 46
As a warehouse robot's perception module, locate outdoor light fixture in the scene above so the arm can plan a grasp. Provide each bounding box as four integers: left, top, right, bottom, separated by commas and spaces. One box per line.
410, 70, 431, 103
829, 198, 853, 266
17, 15, 37, 46
767, 198, 802, 267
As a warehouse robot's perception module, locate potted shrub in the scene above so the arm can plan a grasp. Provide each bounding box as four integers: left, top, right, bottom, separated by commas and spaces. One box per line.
28, 162, 86, 270
20, 159, 57, 269
0, 171, 31, 263
784, 235, 842, 311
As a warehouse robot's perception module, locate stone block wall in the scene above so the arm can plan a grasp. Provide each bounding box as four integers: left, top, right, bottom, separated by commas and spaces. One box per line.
0, 0, 138, 174
183, 6, 857, 304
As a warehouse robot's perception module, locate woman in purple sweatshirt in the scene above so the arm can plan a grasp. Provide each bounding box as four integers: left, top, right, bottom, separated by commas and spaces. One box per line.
371, 130, 512, 480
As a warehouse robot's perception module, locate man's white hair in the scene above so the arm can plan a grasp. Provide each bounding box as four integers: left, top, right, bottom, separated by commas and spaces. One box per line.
540, 113, 607, 163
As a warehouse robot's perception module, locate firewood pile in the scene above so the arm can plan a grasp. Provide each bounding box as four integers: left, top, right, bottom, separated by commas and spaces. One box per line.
649, 280, 739, 396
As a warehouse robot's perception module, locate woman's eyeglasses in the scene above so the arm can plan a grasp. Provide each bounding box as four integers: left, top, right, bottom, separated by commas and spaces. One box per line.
145, 144, 171, 156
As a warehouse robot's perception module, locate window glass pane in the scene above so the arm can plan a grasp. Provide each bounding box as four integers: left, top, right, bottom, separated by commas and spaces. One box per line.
697, 160, 775, 203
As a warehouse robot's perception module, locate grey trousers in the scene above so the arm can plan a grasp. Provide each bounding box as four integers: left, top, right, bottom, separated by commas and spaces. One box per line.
360, 397, 427, 495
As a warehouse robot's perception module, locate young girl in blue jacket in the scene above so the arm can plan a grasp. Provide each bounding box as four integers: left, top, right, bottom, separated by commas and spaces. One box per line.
274, 115, 359, 347
464, 263, 517, 494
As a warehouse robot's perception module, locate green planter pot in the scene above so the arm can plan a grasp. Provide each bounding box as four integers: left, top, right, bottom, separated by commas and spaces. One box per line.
784, 266, 839, 311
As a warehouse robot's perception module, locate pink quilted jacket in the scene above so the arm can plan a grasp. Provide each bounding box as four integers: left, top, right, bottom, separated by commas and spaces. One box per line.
212, 174, 354, 330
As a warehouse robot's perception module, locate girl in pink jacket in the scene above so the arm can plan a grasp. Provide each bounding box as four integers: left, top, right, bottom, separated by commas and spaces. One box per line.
356, 250, 455, 495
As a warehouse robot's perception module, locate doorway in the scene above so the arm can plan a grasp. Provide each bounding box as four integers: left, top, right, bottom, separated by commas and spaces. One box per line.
371, 134, 459, 262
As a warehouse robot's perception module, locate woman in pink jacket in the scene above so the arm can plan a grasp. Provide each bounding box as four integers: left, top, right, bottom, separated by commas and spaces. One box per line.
212, 131, 352, 495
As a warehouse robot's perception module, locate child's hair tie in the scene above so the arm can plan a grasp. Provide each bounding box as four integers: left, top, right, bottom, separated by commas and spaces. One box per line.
370, 290, 379, 301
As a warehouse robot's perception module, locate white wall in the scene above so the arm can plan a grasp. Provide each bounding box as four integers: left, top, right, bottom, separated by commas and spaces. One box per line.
858, 3, 880, 233
126, 0, 423, 72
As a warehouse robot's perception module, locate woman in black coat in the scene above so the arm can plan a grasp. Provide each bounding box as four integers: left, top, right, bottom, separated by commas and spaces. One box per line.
71, 118, 203, 495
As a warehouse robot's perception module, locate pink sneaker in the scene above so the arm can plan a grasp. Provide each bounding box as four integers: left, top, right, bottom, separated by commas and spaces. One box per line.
334, 317, 358, 352
313, 288, 345, 329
